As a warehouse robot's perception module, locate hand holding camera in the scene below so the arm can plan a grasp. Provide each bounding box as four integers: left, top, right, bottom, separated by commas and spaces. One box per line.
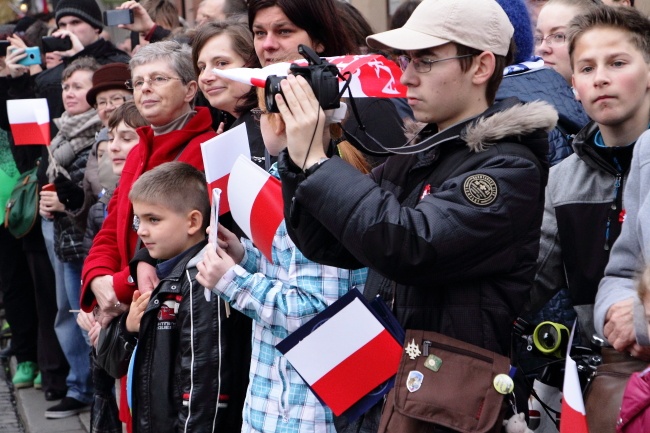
268, 45, 339, 169
112, 1, 155, 33
47, 30, 83, 57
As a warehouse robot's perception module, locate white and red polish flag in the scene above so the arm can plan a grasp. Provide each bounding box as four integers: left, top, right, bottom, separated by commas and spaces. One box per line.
7, 99, 50, 145
200, 123, 251, 215
227, 155, 283, 262
276, 289, 403, 416
212, 54, 407, 99
560, 322, 589, 433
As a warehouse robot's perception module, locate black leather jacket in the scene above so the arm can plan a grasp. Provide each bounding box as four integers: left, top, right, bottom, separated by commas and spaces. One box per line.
100, 241, 250, 433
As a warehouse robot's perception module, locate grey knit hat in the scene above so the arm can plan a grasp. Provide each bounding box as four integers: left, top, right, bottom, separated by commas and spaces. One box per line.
55, 0, 104, 31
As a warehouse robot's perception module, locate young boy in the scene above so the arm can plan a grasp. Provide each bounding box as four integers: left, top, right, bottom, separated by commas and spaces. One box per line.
534, 6, 650, 346
110, 162, 234, 433
276, 0, 557, 428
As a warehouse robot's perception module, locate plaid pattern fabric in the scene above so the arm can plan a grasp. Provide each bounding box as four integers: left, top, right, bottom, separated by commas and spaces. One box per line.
214, 220, 367, 433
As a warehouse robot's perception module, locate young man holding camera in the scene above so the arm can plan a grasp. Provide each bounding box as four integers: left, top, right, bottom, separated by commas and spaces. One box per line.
277, 0, 557, 428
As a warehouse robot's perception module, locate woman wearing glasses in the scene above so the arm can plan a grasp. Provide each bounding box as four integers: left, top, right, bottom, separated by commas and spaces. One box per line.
79, 40, 217, 432
535, 0, 598, 84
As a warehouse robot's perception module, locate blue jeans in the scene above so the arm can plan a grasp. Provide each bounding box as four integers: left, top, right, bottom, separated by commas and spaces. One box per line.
41, 218, 93, 404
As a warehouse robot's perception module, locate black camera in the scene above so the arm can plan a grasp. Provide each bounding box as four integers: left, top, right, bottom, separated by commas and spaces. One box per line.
265, 44, 340, 113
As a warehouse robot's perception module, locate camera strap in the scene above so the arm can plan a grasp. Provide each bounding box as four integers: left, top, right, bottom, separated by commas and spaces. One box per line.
337, 72, 519, 157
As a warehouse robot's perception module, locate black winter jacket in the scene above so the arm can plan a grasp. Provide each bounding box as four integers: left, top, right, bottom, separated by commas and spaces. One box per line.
279, 98, 557, 355
112, 241, 245, 433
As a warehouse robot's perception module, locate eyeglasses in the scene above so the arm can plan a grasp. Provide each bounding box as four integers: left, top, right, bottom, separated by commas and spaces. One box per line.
251, 107, 268, 123
96, 95, 132, 109
534, 33, 567, 47
397, 54, 476, 73
125, 75, 183, 90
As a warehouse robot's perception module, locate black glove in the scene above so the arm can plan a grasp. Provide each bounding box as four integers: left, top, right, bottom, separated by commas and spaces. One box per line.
54, 174, 85, 210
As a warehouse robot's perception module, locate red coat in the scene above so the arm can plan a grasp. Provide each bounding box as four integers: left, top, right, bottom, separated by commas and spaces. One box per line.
617, 368, 650, 433
80, 107, 214, 430
80, 107, 214, 310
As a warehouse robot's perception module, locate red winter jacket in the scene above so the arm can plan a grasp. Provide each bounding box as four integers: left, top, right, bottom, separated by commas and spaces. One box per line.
80, 107, 213, 310
617, 367, 650, 433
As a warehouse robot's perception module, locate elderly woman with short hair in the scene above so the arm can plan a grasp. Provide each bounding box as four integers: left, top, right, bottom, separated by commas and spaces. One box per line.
79, 38, 218, 431
81, 39, 214, 319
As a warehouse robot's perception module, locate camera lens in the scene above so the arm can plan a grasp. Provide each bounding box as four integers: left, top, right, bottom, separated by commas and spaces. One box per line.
265, 75, 284, 113
532, 321, 569, 357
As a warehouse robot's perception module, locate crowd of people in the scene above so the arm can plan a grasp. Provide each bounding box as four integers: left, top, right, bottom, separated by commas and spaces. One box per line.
1, 0, 650, 432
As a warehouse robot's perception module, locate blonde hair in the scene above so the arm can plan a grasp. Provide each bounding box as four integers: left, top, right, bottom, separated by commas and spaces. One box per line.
257, 88, 371, 174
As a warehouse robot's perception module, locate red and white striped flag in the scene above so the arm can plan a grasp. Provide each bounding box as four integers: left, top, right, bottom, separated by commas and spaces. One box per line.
212, 54, 407, 99
227, 155, 283, 262
276, 290, 403, 416
560, 323, 589, 433
200, 123, 251, 215
7, 99, 50, 145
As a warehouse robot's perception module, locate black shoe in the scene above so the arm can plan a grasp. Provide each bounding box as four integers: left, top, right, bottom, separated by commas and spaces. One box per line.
44, 397, 89, 419
0, 345, 13, 360
44, 389, 67, 401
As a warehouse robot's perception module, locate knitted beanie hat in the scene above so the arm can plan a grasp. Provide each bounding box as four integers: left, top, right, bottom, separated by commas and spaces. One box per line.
55, 0, 104, 31
495, 0, 534, 64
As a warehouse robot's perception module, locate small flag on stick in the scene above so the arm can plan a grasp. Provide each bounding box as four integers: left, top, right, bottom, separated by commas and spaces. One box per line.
7, 99, 50, 145
560, 321, 589, 433
227, 155, 283, 262
200, 123, 251, 215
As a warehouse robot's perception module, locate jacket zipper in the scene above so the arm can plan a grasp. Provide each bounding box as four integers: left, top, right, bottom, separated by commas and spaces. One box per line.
422, 339, 493, 363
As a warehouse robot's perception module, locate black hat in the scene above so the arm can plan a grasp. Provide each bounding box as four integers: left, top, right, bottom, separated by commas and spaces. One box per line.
55, 0, 104, 31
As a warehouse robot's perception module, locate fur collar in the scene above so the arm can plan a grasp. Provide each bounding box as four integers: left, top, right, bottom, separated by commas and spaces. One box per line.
462, 100, 558, 152
403, 100, 558, 153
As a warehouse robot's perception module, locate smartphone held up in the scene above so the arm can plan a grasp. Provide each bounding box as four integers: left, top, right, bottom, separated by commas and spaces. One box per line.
103, 9, 134, 26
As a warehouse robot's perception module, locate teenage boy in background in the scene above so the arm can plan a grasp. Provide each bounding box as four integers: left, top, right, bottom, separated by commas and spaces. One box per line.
534, 6, 650, 346
594, 6, 650, 361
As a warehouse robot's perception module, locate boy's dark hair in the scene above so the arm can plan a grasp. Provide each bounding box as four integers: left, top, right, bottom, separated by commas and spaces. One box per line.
129, 162, 210, 231
61, 57, 100, 82
108, 101, 150, 131
456, 39, 515, 105
568, 5, 650, 65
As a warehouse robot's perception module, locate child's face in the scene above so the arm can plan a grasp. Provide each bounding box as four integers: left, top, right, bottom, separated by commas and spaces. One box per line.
132, 201, 197, 260
535, 3, 578, 84
108, 121, 140, 176
572, 28, 650, 132
96, 141, 108, 161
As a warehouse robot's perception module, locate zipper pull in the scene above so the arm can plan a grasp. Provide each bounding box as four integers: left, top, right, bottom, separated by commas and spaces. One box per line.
422, 340, 432, 357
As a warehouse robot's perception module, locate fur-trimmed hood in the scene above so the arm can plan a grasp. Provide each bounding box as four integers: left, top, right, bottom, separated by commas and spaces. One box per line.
463, 100, 558, 152
403, 99, 558, 153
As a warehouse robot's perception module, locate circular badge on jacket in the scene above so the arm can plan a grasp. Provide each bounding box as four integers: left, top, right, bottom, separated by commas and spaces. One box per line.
462, 174, 498, 206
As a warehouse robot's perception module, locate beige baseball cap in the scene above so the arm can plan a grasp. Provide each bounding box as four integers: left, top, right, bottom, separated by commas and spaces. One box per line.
367, 0, 514, 56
